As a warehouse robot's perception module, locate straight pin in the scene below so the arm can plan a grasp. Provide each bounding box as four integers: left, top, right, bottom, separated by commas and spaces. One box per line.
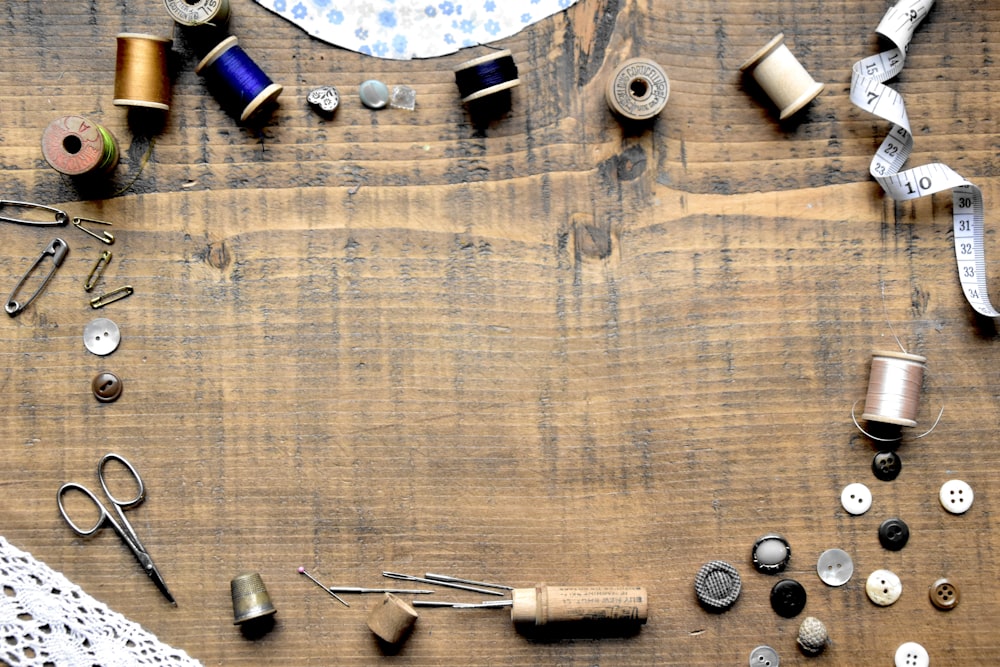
298, 567, 350, 607
382, 571, 505, 596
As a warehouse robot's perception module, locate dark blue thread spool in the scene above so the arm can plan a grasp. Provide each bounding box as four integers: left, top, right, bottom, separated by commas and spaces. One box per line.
454, 49, 520, 125
196, 36, 282, 122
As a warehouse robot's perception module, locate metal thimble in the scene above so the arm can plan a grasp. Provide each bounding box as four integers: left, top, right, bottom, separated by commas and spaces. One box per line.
231, 572, 277, 625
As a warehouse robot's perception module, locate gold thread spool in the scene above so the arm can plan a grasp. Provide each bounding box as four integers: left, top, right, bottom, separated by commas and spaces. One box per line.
605, 58, 670, 121
114, 33, 173, 111
861, 350, 927, 428
739, 33, 824, 120
41, 115, 119, 176
163, 0, 230, 28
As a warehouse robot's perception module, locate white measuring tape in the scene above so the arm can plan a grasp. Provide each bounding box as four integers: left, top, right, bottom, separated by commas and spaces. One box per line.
851, 0, 998, 318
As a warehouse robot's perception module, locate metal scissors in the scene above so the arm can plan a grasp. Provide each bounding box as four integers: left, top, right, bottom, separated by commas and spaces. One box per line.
57, 453, 176, 605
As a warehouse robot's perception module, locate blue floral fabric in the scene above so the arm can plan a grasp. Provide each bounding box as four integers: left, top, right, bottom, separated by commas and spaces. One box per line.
255, 0, 580, 59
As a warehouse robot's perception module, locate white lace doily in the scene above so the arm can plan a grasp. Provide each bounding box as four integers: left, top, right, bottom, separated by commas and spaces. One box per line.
0, 536, 201, 667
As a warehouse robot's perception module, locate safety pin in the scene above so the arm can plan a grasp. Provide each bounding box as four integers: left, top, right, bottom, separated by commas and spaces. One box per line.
72, 217, 115, 245
0, 200, 69, 226
5, 238, 69, 317
85, 251, 113, 292
90, 285, 133, 309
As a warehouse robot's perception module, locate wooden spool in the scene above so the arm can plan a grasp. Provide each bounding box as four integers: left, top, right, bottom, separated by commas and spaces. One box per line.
739, 33, 824, 119
605, 58, 670, 121
366, 593, 418, 644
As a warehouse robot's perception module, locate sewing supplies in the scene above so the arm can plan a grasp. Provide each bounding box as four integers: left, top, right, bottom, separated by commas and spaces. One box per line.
114, 33, 173, 112
382, 571, 506, 596
861, 350, 926, 428
85, 251, 113, 292
163, 0, 230, 29
424, 573, 513, 591
298, 567, 436, 607
73, 217, 115, 245
196, 36, 283, 123
41, 115, 119, 176
56, 453, 175, 605
5, 238, 68, 317
307, 86, 340, 115
359, 80, 390, 109
90, 285, 134, 309
605, 58, 669, 121
92, 371, 124, 403
84, 317, 122, 356
454, 49, 520, 108
367, 593, 419, 645
231, 572, 276, 624
0, 200, 69, 226
390, 85, 416, 111
851, 0, 998, 319
739, 33, 824, 120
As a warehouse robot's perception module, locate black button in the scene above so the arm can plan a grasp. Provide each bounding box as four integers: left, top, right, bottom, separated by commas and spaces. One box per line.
872, 451, 902, 481
878, 518, 910, 551
770, 579, 807, 618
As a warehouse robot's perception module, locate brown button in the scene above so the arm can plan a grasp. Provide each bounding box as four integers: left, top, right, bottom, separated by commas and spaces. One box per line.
929, 578, 959, 610
92, 372, 123, 402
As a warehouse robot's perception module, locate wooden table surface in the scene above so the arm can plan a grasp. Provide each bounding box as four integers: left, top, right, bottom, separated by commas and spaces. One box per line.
2, 0, 998, 665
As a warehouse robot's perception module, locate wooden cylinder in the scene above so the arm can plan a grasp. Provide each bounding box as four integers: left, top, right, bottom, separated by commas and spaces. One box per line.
366, 593, 418, 644
605, 58, 670, 121
739, 33, 824, 120
510, 585, 648, 626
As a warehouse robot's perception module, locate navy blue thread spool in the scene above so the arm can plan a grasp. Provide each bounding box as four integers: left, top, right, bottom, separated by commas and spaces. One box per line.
196, 36, 282, 123
454, 49, 519, 122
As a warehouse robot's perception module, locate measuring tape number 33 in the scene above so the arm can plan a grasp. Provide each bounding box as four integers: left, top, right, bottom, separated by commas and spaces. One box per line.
851, 0, 999, 319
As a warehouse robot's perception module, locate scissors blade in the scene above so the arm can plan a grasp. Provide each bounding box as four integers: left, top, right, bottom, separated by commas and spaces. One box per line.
134, 549, 177, 606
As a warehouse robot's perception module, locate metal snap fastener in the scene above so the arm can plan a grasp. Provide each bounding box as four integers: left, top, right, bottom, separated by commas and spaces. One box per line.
866, 569, 902, 606
359, 80, 390, 109
752, 534, 791, 574
894, 641, 929, 667
694, 560, 741, 612
91, 372, 122, 403
939, 479, 974, 514
840, 482, 872, 515
770, 579, 807, 618
797, 616, 828, 655
816, 548, 853, 587
749, 645, 780, 666
872, 450, 902, 481
878, 517, 910, 551
84, 317, 121, 356
929, 578, 959, 611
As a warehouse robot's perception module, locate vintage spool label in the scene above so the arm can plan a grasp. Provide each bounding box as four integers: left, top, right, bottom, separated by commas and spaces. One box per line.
163, 0, 228, 26
606, 58, 669, 120
40, 115, 109, 176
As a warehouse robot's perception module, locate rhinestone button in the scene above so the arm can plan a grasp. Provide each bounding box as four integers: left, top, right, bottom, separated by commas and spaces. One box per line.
866, 569, 902, 606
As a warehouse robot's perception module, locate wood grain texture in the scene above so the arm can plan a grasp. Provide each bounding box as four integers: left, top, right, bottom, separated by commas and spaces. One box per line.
1, 1, 999, 665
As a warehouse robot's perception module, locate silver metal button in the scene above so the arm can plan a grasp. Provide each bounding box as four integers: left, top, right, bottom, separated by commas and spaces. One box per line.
749, 645, 779, 666
866, 569, 902, 606
894, 641, 929, 667
840, 482, 872, 515
939, 479, 973, 514
359, 80, 390, 109
83, 317, 121, 356
816, 548, 853, 586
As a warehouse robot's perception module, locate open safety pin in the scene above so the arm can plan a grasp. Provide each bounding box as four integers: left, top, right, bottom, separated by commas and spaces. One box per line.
0, 200, 69, 226
5, 238, 69, 317
72, 217, 115, 245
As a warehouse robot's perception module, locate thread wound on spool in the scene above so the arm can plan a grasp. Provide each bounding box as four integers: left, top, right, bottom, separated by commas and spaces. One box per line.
114, 33, 173, 111
605, 58, 669, 121
740, 33, 824, 120
196, 36, 283, 122
454, 49, 520, 103
861, 350, 927, 428
41, 115, 119, 176
163, 0, 230, 28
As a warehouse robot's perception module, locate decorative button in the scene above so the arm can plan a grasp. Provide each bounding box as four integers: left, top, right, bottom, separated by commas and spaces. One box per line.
840, 482, 872, 515
770, 579, 807, 618
866, 569, 902, 606
307, 85, 340, 114
816, 548, 853, 587
894, 641, 929, 667
749, 645, 780, 666
752, 534, 791, 574
359, 80, 390, 109
939, 479, 973, 514
878, 518, 910, 551
83, 317, 121, 356
694, 560, 741, 612
872, 450, 902, 481
929, 578, 959, 611
797, 616, 828, 655
91, 372, 123, 403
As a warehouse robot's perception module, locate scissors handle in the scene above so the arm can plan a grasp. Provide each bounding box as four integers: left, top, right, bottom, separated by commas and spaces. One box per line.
57, 482, 110, 536
98, 453, 145, 508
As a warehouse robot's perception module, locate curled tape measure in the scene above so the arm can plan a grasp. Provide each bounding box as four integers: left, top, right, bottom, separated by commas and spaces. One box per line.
851, 0, 998, 318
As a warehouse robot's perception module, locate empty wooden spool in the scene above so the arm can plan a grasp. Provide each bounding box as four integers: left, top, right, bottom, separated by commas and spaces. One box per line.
740, 33, 824, 119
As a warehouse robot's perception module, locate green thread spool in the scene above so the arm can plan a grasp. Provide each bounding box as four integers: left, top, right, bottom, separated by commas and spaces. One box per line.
41, 115, 119, 176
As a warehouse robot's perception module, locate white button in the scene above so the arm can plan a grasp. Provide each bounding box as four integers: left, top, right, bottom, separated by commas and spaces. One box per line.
866, 569, 902, 606
939, 479, 973, 514
895, 641, 929, 667
816, 548, 853, 586
83, 317, 121, 356
840, 482, 872, 515
749, 645, 779, 667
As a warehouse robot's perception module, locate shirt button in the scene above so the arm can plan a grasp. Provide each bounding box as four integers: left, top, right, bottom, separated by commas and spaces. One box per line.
894, 641, 930, 667
866, 569, 902, 606
84, 317, 121, 356
939, 479, 974, 514
872, 450, 902, 481
749, 645, 780, 666
816, 548, 854, 586
770, 579, 807, 618
91, 371, 123, 403
359, 80, 390, 109
694, 560, 741, 612
878, 518, 910, 551
751, 534, 791, 574
840, 482, 872, 515
929, 578, 959, 611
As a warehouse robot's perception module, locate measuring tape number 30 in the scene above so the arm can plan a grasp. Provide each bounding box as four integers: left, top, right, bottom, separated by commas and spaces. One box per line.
851, 0, 999, 319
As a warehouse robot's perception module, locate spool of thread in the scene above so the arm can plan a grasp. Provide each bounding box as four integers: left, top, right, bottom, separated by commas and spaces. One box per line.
739, 33, 824, 120
605, 58, 670, 121
454, 49, 520, 104
163, 0, 230, 29
861, 350, 927, 428
510, 585, 648, 627
41, 115, 119, 176
114, 33, 173, 111
196, 36, 283, 122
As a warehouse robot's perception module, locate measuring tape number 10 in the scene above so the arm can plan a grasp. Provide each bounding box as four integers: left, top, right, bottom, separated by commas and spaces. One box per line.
851, 0, 999, 319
